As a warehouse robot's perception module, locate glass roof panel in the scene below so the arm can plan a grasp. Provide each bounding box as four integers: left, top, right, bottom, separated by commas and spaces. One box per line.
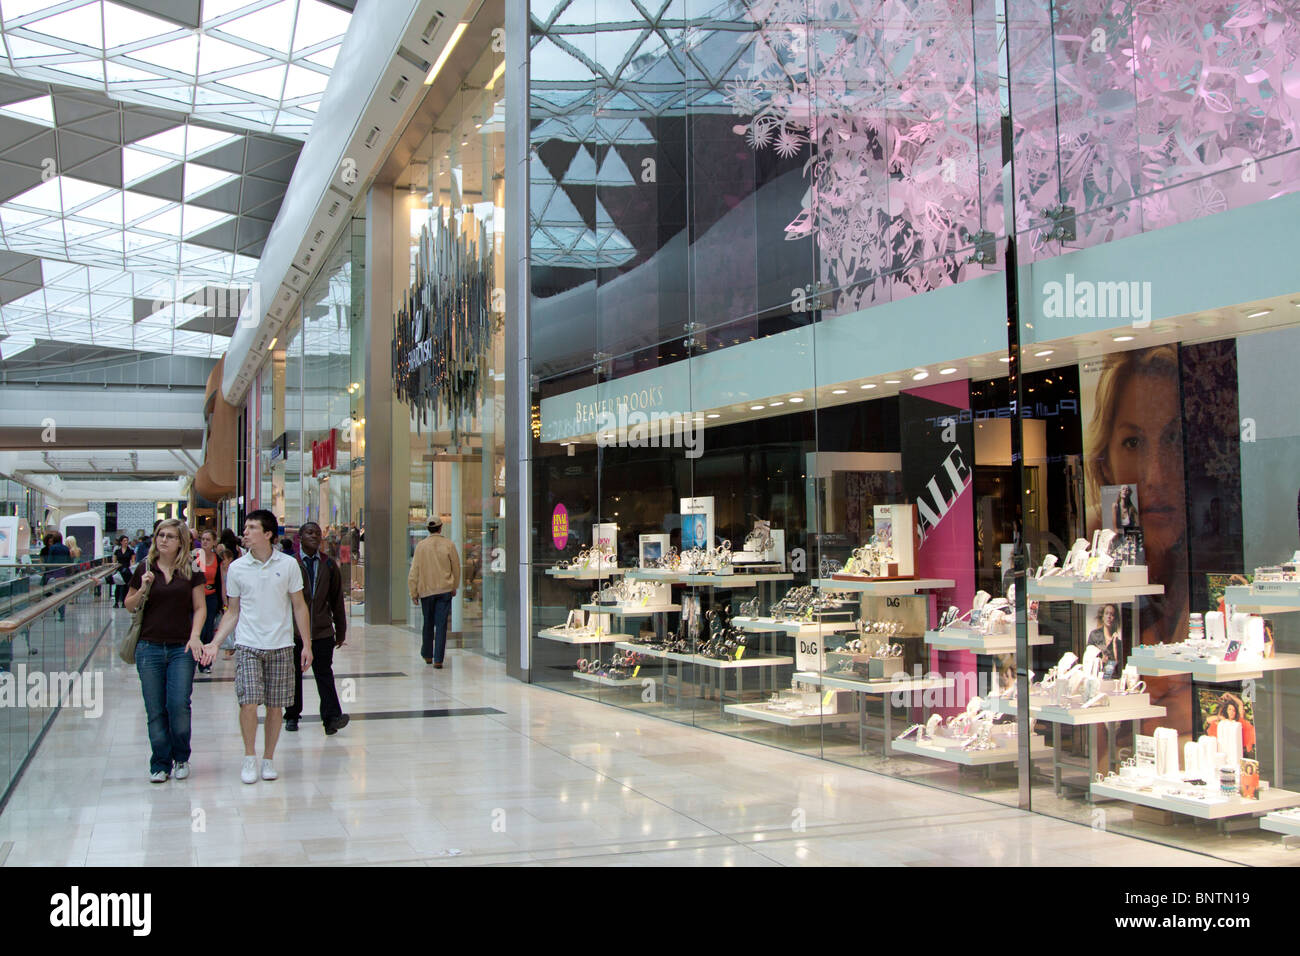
24, 5, 103, 50
0, 94, 54, 125
102, 1, 178, 49
216, 1, 297, 56
197, 33, 268, 74
292, 0, 351, 51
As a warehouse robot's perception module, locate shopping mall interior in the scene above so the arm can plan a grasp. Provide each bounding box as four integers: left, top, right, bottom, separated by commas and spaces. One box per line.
1, 0, 1300, 870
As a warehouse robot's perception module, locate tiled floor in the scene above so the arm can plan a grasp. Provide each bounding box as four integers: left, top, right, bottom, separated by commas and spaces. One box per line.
0, 611, 1233, 866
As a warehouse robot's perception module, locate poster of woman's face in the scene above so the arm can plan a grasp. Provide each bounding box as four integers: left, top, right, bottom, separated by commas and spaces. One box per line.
1101, 483, 1141, 532
1085, 602, 1123, 676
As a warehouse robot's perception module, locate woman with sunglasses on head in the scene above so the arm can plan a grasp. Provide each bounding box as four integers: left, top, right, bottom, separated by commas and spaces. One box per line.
124, 518, 207, 783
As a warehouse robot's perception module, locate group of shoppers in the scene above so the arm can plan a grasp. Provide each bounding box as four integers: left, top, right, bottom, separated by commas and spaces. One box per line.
126, 511, 350, 784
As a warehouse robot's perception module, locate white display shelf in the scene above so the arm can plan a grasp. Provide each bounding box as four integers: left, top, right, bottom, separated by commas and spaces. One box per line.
545, 567, 624, 580
1260, 811, 1300, 838
536, 628, 629, 645
580, 603, 680, 617
1129, 651, 1300, 682
1225, 583, 1300, 614
732, 616, 857, 637
889, 733, 1052, 766
990, 695, 1165, 726
723, 703, 857, 727
1026, 580, 1164, 604
924, 624, 1051, 654
572, 670, 648, 687
793, 671, 955, 695
812, 577, 955, 595
625, 570, 794, 588
609, 641, 790, 669
1090, 782, 1300, 820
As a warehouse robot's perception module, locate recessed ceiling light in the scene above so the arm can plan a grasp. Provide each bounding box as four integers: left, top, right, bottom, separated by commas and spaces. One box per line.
1247, 308, 1273, 318
706, 413, 720, 419
912, 370, 929, 381
940, 367, 957, 375
885, 379, 901, 384
769, 400, 784, 406
750, 404, 766, 411
788, 396, 804, 403
998, 356, 1011, 363
860, 383, 877, 390
1193, 316, 1219, 327
831, 388, 848, 395
1034, 349, 1054, 357
1113, 334, 1135, 342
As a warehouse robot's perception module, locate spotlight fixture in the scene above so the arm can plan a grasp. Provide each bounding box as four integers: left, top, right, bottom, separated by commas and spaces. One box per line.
706, 413, 720, 419
912, 370, 929, 381
1034, 349, 1054, 357
940, 367, 958, 375
998, 356, 1011, 363
860, 383, 877, 390
1113, 334, 1135, 342
1247, 308, 1273, 318
750, 404, 766, 411
885, 379, 901, 384
788, 397, 805, 404
831, 388, 848, 395
769, 400, 784, 406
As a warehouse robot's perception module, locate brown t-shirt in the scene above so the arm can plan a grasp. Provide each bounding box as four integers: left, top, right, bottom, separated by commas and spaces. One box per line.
130, 561, 204, 645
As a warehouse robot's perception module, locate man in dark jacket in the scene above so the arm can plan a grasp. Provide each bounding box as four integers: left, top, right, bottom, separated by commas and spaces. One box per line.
284, 521, 349, 734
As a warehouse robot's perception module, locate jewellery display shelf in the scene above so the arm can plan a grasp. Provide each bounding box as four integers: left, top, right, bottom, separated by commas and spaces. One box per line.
572, 670, 654, 688
580, 602, 681, 617
924, 624, 1051, 655
546, 567, 625, 581
1089, 781, 1300, 822
536, 627, 630, 645
724, 702, 859, 728
991, 695, 1166, 798
612, 641, 794, 714
1260, 810, 1300, 843
889, 732, 1053, 767
1224, 582, 1300, 614
731, 617, 858, 639
1026, 581, 1164, 604
812, 577, 956, 596
793, 670, 955, 754
625, 570, 795, 589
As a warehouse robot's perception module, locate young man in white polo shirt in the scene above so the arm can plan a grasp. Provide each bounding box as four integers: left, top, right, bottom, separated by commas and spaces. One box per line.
205, 509, 312, 784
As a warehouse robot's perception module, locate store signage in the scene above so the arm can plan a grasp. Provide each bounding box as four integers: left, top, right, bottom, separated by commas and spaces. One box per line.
311, 428, 338, 473
552, 503, 569, 550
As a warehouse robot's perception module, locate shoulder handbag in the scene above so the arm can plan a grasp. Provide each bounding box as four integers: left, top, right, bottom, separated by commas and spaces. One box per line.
119, 574, 155, 665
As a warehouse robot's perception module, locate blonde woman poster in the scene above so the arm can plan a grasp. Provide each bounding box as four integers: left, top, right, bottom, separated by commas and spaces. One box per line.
1081, 345, 1191, 738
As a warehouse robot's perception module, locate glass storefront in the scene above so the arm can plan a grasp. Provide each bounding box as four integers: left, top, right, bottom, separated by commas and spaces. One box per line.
388, 40, 508, 659
522, 0, 1300, 864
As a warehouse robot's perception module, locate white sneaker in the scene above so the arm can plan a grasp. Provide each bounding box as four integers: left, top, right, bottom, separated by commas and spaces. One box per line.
173, 761, 190, 780
260, 758, 278, 781
149, 770, 168, 783
241, 755, 258, 784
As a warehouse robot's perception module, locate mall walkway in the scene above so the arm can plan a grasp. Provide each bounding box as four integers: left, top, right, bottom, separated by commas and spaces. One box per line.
0, 612, 1229, 867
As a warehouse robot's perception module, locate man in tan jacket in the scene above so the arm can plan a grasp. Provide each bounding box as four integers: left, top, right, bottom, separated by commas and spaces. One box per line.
408, 518, 460, 667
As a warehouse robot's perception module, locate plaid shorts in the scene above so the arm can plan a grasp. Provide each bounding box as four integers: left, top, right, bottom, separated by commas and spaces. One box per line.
234, 645, 295, 707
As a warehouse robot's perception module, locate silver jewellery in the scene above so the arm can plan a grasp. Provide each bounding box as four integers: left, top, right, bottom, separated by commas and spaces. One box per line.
743, 519, 773, 555
737, 595, 761, 618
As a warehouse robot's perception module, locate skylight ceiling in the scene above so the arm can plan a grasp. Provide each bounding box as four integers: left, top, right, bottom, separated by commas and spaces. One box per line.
0, 76, 300, 364
0, 0, 354, 139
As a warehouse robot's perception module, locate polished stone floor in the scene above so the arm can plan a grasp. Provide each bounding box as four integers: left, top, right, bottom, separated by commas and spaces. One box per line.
0, 614, 1233, 866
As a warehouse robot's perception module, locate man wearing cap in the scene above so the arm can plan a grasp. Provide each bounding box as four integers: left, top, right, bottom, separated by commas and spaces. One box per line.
408, 518, 460, 668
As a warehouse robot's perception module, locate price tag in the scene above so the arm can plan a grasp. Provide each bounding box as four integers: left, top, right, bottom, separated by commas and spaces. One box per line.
822, 690, 835, 709
640, 594, 649, 606
632, 665, 641, 677
734, 646, 746, 660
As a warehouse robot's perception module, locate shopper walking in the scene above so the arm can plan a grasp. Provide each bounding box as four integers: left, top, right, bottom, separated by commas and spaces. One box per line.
204, 510, 312, 784
284, 521, 349, 735
113, 534, 134, 607
408, 518, 459, 667
41, 531, 72, 620
123, 519, 207, 783
195, 530, 223, 674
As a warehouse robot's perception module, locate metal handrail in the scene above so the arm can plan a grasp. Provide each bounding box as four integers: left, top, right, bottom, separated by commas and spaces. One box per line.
0, 564, 117, 635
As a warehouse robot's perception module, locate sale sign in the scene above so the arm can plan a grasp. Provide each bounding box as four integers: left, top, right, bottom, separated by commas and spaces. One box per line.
551, 503, 569, 550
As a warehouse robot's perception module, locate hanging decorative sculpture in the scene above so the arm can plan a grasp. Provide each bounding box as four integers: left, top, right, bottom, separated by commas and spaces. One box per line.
391, 211, 493, 446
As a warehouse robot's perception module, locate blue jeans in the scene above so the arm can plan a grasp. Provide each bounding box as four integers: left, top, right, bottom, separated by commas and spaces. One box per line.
136, 641, 196, 775
200, 592, 220, 646
420, 592, 453, 663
